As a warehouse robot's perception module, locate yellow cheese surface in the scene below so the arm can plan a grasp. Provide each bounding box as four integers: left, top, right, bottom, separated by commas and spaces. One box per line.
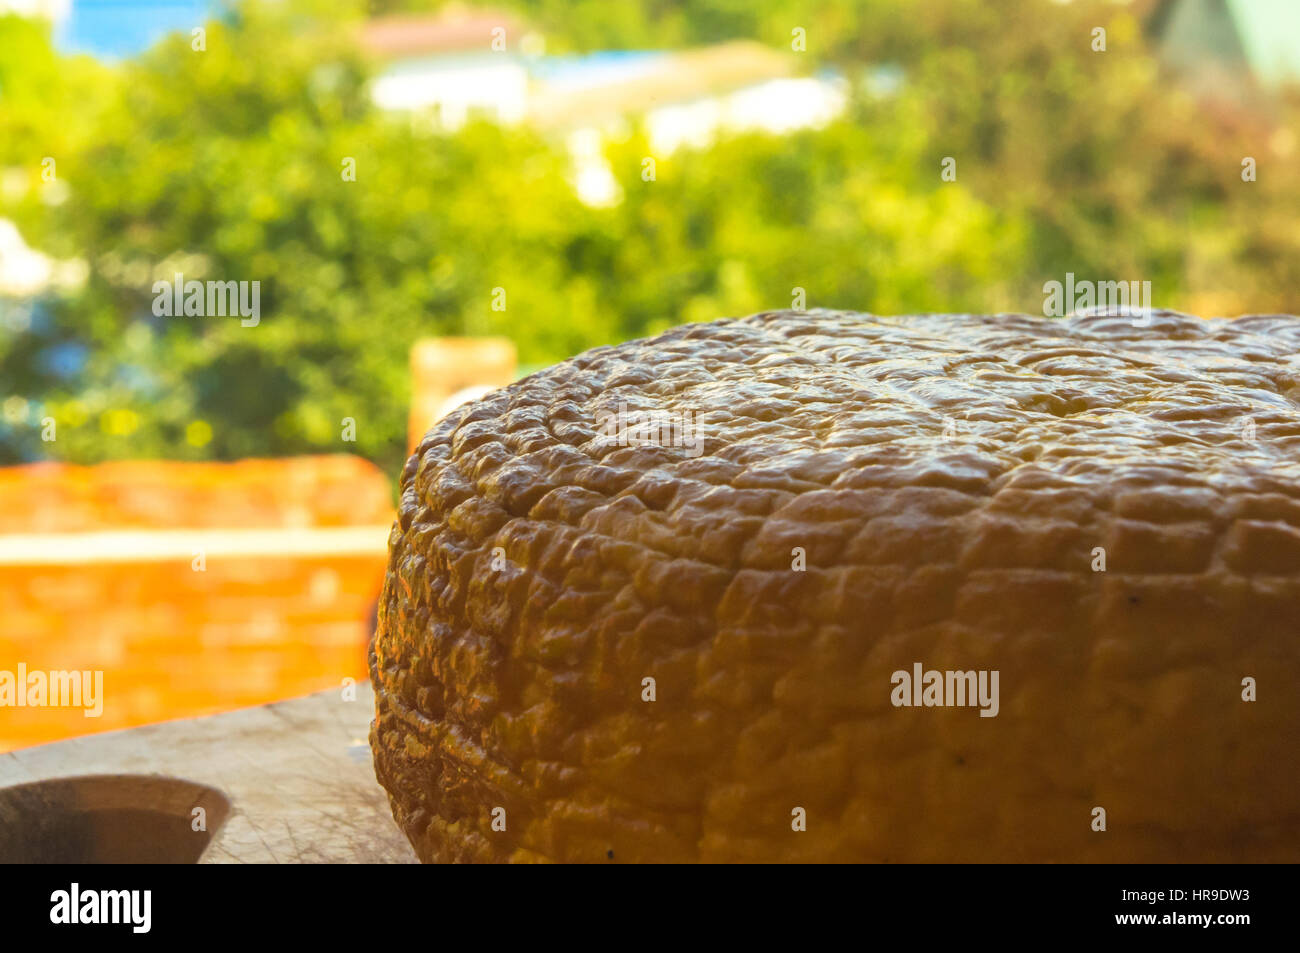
372, 310, 1300, 862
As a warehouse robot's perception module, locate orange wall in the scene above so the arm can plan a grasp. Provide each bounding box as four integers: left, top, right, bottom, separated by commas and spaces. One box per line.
0, 456, 394, 532
0, 456, 393, 752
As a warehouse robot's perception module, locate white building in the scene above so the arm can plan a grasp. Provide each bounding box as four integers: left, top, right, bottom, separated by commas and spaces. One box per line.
370, 55, 529, 126
361, 13, 849, 206
360, 9, 534, 128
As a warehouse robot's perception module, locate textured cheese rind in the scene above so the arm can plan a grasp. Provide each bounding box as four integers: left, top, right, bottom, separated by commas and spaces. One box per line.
371, 310, 1300, 862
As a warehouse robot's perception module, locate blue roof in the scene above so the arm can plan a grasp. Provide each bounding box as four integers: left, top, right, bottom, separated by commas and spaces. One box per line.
528, 51, 671, 90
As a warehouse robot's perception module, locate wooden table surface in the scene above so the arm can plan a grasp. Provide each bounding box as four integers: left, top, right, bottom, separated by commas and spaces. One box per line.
0, 682, 417, 863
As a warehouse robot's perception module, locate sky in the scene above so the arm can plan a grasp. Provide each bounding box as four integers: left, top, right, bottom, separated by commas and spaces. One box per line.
4, 0, 216, 58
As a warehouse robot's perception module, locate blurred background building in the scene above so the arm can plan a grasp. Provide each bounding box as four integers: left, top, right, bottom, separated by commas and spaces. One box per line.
1146, 0, 1300, 96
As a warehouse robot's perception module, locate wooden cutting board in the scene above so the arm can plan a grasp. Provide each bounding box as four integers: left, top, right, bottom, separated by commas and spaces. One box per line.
0, 682, 417, 863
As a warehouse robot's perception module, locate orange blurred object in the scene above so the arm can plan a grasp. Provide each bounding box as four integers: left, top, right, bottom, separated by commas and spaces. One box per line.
408, 337, 516, 453
0, 456, 394, 752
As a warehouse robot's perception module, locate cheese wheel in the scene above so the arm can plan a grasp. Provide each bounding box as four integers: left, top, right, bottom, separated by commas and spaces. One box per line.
371, 310, 1300, 862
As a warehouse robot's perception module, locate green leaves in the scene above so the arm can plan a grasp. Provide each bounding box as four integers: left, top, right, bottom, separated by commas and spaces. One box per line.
3, 0, 1299, 478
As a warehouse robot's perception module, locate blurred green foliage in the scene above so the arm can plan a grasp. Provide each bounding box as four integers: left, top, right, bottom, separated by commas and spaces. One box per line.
2, 0, 1299, 480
